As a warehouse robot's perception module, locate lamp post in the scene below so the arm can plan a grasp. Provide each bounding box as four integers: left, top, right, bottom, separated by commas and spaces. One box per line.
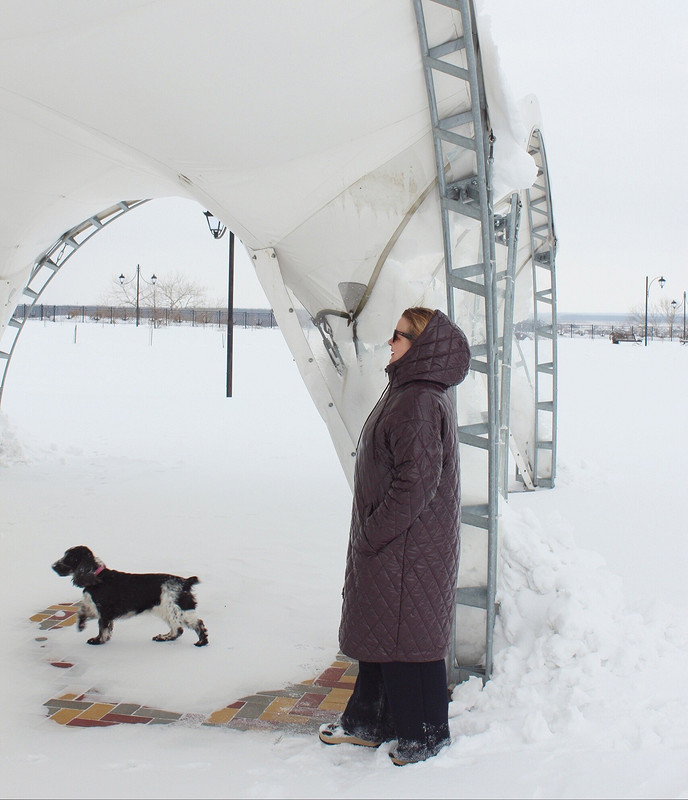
644, 275, 666, 346
204, 211, 234, 398
671, 291, 686, 342
118, 265, 157, 327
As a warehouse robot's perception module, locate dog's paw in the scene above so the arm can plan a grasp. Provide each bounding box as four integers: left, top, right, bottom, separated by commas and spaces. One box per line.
194, 639, 209, 647
86, 637, 104, 645
78, 620, 86, 632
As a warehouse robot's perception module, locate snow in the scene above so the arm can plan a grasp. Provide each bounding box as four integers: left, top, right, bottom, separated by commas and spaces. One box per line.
1, 322, 688, 799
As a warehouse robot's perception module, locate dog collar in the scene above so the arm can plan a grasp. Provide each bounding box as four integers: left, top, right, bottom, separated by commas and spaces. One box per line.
94, 565, 105, 576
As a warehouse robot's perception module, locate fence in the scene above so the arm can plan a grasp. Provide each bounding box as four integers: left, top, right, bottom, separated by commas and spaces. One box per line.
12, 305, 277, 329
514, 321, 686, 342
13, 306, 687, 342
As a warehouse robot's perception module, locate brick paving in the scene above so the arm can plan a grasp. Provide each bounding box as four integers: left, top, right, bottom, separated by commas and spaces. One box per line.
32, 602, 355, 733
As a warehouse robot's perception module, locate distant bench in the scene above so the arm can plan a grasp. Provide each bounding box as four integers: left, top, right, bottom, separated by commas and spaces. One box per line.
610, 330, 640, 344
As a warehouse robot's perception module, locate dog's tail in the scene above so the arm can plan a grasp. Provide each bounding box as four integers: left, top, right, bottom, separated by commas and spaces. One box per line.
183, 576, 200, 591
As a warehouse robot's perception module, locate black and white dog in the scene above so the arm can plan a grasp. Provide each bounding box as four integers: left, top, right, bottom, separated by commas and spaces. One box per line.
52, 545, 209, 647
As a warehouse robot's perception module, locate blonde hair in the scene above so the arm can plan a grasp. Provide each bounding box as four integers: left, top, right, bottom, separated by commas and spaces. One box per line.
401, 307, 435, 339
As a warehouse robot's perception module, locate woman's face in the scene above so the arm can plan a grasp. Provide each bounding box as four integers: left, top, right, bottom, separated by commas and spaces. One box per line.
388, 316, 415, 364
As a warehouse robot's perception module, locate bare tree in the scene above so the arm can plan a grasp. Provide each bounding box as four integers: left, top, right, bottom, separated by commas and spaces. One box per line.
628, 304, 648, 338
658, 297, 678, 340
101, 271, 208, 325
155, 272, 207, 312
628, 302, 661, 340
101, 276, 155, 309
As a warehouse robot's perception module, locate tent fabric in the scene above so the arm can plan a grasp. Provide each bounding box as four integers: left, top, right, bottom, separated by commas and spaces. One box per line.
0, 0, 542, 489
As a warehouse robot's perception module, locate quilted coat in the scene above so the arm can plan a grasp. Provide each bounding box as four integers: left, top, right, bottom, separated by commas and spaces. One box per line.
339, 310, 471, 662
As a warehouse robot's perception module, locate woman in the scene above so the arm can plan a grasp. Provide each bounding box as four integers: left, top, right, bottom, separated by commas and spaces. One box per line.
319, 307, 471, 765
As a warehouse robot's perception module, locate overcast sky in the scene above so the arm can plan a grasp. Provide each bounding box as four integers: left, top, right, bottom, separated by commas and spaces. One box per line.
483, 0, 688, 314
41, 0, 688, 315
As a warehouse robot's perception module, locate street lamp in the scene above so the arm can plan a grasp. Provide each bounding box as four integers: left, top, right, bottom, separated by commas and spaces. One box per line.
203, 211, 234, 397
204, 210, 227, 240
644, 275, 666, 346
119, 265, 157, 327
671, 291, 686, 342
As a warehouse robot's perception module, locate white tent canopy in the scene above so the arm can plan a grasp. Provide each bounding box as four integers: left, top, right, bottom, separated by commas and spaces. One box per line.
0, 0, 540, 478
0, 0, 555, 678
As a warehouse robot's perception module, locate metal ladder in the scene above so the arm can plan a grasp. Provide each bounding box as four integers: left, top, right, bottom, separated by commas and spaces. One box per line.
414, 0, 558, 683
526, 129, 558, 488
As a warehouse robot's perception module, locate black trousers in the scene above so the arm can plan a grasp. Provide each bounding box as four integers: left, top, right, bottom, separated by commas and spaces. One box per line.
340, 660, 450, 758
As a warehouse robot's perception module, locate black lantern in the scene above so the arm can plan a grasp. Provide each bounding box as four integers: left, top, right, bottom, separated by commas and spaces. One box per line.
203, 210, 227, 239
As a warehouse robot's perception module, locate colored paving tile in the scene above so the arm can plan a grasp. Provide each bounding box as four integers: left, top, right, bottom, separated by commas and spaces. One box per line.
31, 603, 80, 631
34, 602, 355, 733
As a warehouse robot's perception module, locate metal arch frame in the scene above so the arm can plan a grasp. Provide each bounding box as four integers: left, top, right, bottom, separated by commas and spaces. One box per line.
0, 200, 149, 406
414, 0, 559, 686
414, 0, 508, 684
525, 129, 558, 488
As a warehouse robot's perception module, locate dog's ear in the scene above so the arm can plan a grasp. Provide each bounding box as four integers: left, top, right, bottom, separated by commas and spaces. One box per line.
72, 562, 101, 588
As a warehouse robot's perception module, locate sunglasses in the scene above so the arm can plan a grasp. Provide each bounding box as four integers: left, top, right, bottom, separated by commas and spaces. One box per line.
392, 329, 416, 342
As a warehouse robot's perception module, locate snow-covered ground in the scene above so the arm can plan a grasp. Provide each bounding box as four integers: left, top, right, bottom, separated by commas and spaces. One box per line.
1, 322, 687, 799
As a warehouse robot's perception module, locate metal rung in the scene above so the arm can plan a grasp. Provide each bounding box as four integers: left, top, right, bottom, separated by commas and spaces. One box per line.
460, 422, 489, 436
438, 110, 473, 130
469, 358, 488, 375
23, 288, 38, 300
425, 56, 470, 81
442, 196, 481, 221
537, 440, 553, 450
537, 401, 554, 411
450, 263, 485, 280
448, 273, 486, 296
436, 127, 477, 151
428, 36, 466, 60
450, 665, 486, 683
537, 327, 554, 339
456, 586, 488, 609
458, 430, 489, 449
8, 318, 21, 329
535, 290, 553, 304
0, 352, 9, 360
462, 505, 489, 530
537, 362, 554, 374
428, 0, 462, 10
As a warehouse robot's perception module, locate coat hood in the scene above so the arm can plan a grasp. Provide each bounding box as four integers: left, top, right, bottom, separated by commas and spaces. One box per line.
386, 310, 471, 388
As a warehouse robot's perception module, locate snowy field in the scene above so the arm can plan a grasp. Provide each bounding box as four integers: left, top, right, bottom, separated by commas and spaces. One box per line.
1, 321, 687, 799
